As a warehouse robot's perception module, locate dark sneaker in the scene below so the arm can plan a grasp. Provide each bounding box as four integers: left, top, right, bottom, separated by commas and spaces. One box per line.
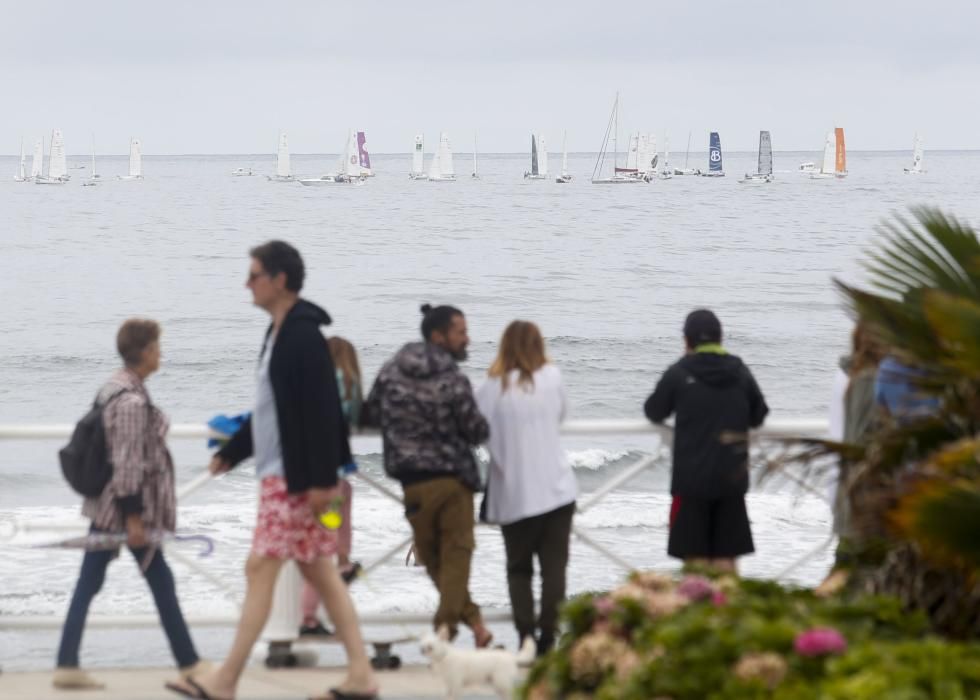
298, 620, 333, 637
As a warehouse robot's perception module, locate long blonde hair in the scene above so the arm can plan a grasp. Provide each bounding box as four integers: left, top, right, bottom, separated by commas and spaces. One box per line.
327, 336, 362, 402
488, 320, 548, 391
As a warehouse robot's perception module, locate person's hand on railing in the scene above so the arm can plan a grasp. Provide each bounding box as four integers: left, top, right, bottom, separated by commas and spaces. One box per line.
208, 455, 231, 475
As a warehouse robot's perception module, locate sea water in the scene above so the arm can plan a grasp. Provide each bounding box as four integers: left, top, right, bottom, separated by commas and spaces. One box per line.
1, 150, 978, 670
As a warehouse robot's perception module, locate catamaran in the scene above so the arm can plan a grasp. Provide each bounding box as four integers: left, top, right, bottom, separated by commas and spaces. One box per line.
82, 136, 100, 186
700, 131, 725, 177
592, 93, 645, 184
267, 132, 294, 182
428, 132, 456, 182
740, 130, 774, 183
299, 130, 365, 186
118, 138, 143, 180
673, 131, 699, 175
556, 131, 572, 183
35, 130, 69, 185
13, 138, 28, 181
810, 127, 847, 179
524, 134, 548, 179
904, 134, 924, 174
409, 134, 427, 180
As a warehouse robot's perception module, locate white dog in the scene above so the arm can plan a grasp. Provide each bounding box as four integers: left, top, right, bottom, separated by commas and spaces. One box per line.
420, 627, 537, 699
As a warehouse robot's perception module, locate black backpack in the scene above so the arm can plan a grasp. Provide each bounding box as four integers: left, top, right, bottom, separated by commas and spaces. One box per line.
59, 389, 132, 498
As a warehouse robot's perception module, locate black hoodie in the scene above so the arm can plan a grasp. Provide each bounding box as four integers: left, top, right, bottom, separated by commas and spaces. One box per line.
644, 352, 768, 499
218, 299, 351, 493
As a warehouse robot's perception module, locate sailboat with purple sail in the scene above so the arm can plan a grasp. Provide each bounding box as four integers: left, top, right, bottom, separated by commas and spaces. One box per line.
357, 131, 374, 177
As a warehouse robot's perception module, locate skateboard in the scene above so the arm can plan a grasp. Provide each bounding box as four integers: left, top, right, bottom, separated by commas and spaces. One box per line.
265, 634, 416, 670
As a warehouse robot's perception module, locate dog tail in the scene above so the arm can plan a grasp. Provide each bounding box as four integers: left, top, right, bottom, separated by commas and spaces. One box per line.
516, 636, 537, 666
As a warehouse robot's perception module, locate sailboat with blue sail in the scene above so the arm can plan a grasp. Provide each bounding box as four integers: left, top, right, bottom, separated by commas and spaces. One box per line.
700, 131, 725, 177
740, 130, 774, 183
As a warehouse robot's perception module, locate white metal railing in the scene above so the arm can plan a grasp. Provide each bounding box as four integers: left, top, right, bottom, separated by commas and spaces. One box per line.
0, 418, 829, 636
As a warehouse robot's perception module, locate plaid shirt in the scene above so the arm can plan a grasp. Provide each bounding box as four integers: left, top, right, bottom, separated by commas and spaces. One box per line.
81, 369, 176, 533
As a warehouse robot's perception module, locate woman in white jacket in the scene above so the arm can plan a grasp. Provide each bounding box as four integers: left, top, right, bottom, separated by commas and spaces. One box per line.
476, 320, 577, 656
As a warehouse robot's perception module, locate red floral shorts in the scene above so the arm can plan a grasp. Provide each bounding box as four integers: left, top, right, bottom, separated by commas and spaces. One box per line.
252, 476, 337, 563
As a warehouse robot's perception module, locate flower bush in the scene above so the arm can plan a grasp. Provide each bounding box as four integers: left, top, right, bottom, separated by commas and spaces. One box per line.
522, 571, 980, 699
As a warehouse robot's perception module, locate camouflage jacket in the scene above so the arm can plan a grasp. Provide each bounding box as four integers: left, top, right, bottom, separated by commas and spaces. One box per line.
362, 342, 489, 491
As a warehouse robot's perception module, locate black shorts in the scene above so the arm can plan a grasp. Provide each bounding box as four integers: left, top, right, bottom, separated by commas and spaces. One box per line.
667, 494, 754, 559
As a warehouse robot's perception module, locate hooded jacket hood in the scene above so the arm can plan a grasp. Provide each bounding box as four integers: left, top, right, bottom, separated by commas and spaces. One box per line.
394, 341, 457, 379
284, 298, 332, 328
678, 352, 747, 388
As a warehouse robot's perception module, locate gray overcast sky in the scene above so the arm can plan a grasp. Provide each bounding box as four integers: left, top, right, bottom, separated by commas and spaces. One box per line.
2, 1, 978, 154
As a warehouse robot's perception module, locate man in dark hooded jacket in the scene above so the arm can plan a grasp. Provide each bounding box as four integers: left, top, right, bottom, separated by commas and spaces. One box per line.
362, 304, 492, 646
644, 309, 768, 572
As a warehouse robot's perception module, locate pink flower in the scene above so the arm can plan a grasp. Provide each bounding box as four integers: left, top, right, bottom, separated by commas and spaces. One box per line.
711, 590, 728, 607
794, 627, 847, 657
677, 575, 716, 602
593, 595, 615, 616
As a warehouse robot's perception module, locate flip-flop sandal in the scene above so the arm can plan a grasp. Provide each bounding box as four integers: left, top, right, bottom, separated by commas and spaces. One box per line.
165, 677, 233, 700
309, 688, 380, 700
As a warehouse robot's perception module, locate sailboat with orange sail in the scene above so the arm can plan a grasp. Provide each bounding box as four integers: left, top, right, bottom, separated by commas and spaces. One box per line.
810, 127, 847, 179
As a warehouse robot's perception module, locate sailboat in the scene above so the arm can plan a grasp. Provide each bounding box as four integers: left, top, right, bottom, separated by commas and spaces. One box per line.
267, 132, 294, 182
471, 134, 479, 179
524, 134, 548, 179
357, 132, 373, 177
658, 134, 673, 179
700, 131, 725, 177
811, 127, 847, 179
118, 138, 143, 180
556, 131, 572, 183
674, 131, 699, 175
13, 138, 28, 181
740, 130, 774, 183
30, 138, 43, 180
35, 130, 69, 184
409, 134, 428, 180
904, 134, 925, 174
82, 136, 100, 186
428, 132, 456, 182
592, 93, 645, 184
299, 130, 366, 186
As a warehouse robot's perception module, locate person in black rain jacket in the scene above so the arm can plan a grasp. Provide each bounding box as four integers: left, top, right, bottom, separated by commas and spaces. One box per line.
644, 309, 768, 572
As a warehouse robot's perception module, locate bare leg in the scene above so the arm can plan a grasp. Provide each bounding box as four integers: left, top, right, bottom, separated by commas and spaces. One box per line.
301, 582, 320, 627
298, 557, 375, 694
176, 554, 283, 699
709, 558, 737, 574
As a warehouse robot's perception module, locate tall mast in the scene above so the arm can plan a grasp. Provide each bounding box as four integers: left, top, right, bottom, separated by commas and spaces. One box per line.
613, 92, 619, 168
685, 131, 691, 168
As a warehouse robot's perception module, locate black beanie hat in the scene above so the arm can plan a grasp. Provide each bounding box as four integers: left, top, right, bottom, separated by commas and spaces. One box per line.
683, 309, 722, 345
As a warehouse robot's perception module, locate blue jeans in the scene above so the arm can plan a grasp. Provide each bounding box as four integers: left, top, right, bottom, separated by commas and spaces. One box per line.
56, 530, 199, 669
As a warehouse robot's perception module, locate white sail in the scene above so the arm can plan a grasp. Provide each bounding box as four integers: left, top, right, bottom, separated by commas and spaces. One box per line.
412, 134, 425, 175
31, 138, 42, 178
647, 134, 658, 171
626, 133, 639, 170
662, 135, 670, 171
638, 133, 657, 173
428, 148, 441, 179
343, 130, 359, 177
472, 134, 478, 177
537, 134, 548, 176
48, 129, 67, 180
128, 138, 142, 177
819, 131, 835, 174
276, 132, 291, 177
438, 132, 454, 176
910, 134, 924, 172
91, 136, 98, 178
758, 131, 773, 175
17, 138, 25, 180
